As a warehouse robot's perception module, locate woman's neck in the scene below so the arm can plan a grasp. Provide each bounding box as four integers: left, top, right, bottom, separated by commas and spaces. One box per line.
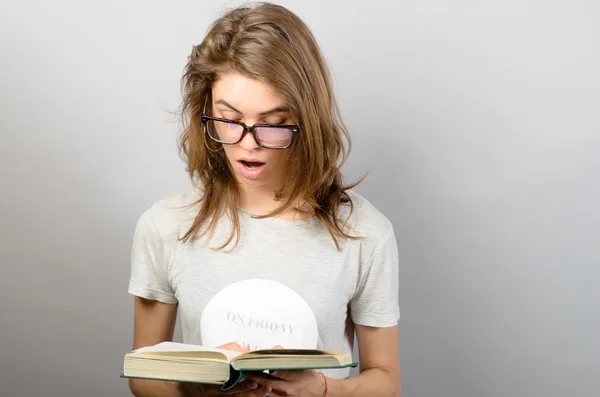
237, 184, 311, 220
238, 186, 279, 215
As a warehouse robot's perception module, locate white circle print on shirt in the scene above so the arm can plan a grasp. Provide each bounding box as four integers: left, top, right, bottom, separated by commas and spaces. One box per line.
200, 279, 319, 350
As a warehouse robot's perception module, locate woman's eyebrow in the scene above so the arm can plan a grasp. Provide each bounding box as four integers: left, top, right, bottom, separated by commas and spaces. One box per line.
215, 99, 288, 116
215, 99, 242, 113
258, 106, 289, 116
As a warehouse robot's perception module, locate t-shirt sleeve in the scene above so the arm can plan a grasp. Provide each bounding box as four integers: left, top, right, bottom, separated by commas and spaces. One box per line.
350, 226, 400, 327
128, 207, 177, 304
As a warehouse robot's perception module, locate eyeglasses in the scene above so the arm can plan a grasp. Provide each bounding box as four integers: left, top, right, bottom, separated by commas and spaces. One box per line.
201, 115, 300, 149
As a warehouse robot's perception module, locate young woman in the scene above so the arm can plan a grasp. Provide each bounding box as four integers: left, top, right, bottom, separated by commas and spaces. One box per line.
127, 3, 400, 397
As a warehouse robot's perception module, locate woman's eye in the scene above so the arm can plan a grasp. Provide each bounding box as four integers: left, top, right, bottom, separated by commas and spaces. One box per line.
220, 113, 241, 122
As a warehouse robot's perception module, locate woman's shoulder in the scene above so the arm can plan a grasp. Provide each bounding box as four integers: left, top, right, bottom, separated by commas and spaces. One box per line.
343, 189, 394, 240
135, 187, 200, 239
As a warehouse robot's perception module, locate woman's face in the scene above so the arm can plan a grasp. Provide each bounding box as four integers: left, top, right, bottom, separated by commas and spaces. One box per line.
210, 72, 294, 192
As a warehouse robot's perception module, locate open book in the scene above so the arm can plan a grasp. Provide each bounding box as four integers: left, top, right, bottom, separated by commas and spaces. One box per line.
121, 341, 357, 390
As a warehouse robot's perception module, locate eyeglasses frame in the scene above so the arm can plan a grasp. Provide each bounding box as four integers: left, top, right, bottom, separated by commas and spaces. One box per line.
200, 114, 301, 150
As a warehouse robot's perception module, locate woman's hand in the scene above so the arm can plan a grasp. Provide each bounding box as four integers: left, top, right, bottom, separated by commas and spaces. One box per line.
241, 344, 326, 397
243, 369, 326, 397
180, 342, 272, 397
180, 377, 271, 397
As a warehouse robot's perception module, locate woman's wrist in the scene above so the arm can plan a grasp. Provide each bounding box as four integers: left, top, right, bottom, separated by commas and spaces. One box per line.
318, 375, 354, 397
316, 371, 328, 397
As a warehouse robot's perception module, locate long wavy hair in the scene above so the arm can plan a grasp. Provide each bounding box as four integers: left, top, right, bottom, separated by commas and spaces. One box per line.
177, 2, 362, 250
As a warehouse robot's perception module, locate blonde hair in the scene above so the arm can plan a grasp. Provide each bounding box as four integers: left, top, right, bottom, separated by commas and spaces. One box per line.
177, 2, 361, 250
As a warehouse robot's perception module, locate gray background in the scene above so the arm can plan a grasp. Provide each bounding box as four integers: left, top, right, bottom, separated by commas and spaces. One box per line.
1, 0, 598, 396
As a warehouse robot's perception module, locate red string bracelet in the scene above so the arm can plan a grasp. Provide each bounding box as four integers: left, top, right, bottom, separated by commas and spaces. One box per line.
318, 371, 328, 397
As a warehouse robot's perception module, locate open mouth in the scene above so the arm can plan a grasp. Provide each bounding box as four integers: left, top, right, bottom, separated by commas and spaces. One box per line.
240, 160, 265, 170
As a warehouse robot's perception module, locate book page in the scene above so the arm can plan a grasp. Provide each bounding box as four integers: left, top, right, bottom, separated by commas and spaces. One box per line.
242, 348, 343, 356
231, 351, 354, 370
132, 341, 241, 361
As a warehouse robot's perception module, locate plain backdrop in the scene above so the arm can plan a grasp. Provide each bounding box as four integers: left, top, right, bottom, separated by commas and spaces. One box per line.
1, 1, 599, 396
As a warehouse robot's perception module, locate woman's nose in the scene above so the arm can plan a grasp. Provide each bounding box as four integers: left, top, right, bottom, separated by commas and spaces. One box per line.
239, 129, 259, 151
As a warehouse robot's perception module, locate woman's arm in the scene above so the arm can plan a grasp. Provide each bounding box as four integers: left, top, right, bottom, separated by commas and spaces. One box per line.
244, 324, 401, 397
127, 296, 184, 397
328, 324, 401, 397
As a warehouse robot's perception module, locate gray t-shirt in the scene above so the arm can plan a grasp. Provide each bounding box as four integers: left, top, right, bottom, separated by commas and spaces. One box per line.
128, 188, 400, 379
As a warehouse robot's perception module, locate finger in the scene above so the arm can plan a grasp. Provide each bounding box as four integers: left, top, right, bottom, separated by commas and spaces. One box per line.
243, 372, 275, 383
227, 378, 260, 394
193, 382, 252, 396
218, 342, 242, 350
218, 342, 251, 353
267, 370, 292, 380
267, 369, 308, 381
242, 374, 289, 394
263, 391, 285, 397
237, 384, 273, 397
272, 345, 284, 349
